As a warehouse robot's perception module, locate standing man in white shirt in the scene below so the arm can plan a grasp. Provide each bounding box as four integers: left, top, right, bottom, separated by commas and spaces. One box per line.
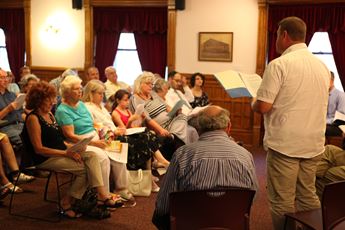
165, 71, 194, 115
252, 16, 330, 230
104, 66, 131, 99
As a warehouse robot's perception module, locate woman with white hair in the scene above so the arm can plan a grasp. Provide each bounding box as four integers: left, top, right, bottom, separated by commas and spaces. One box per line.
54, 75, 130, 202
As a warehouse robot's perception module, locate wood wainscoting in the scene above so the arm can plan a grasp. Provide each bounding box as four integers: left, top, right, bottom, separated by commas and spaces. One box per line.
184, 73, 262, 149
30, 66, 85, 83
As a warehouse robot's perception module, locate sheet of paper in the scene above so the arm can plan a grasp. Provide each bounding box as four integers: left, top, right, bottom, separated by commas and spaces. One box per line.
125, 127, 146, 135
105, 143, 128, 163
334, 111, 345, 122
131, 104, 144, 127
167, 100, 185, 118
239, 73, 262, 98
214, 70, 262, 98
14, 93, 26, 109
67, 135, 94, 153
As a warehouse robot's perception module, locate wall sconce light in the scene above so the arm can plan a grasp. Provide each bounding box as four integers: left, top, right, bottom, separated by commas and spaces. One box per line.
39, 11, 77, 50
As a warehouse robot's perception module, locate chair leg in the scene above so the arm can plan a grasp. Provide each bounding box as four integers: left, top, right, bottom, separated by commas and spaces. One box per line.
8, 171, 21, 215
43, 172, 52, 201
8, 170, 61, 222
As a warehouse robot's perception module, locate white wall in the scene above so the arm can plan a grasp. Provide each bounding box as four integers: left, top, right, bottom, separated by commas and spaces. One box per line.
175, 0, 258, 75
31, 0, 85, 68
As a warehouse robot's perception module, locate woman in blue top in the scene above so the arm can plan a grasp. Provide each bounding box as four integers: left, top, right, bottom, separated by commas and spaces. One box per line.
55, 75, 131, 201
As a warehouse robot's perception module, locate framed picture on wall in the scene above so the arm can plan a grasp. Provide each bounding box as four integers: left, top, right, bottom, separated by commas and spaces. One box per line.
198, 32, 233, 62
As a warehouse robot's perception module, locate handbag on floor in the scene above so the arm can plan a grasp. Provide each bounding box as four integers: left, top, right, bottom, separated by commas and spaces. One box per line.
127, 169, 152, 197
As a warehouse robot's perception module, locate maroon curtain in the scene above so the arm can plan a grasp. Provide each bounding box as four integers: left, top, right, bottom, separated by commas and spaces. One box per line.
0, 8, 25, 82
267, 4, 345, 87
93, 7, 167, 80
94, 32, 120, 82
135, 33, 167, 76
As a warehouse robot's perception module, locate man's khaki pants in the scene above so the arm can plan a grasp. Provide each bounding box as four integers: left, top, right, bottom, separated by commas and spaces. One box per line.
267, 149, 321, 230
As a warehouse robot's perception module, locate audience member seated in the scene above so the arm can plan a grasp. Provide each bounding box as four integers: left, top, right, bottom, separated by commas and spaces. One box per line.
19, 66, 31, 80
129, 72, 171, 138
315, 144, 345, 199
326, 71, 345, 138
54, 75, 129, 200
0, 69, 24, 153
6, 71, 20, 95
85, 66, 100, 83
23, 81, 122, 217
104, 66, 131, 100
129, 72, 187, 160
82, 81, 168, 193
49, 68, 78, 94
0, 132, 34, 193
152, 105, 259, 229
18, 74, 39, 93
190, 72, 209, 108
165, 71, 194, 116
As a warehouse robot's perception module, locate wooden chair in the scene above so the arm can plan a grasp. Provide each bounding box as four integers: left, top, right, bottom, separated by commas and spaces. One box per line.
169, 188, 256, 230
284, 180, 345, 230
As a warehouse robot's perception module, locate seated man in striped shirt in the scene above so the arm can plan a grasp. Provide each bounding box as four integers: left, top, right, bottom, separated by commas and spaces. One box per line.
152, 105, 259, 229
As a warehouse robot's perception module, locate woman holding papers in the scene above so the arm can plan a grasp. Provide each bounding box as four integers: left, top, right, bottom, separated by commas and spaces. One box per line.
129, 72, 187, 144
82, 81, 169, 192
190, 72, 209, 108
54, 75, 131, 202
24, 81, 122, 218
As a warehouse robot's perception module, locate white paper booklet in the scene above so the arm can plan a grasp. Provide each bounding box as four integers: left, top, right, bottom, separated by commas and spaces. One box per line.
214, 70, 262, 98
14, 93, 26, 109
105, 142, 128, 163
333, 111, 345, 124
167, 100, 186, 118
67, 135, 94, 153
125, 127, 146, 135
131, 104, 145, 127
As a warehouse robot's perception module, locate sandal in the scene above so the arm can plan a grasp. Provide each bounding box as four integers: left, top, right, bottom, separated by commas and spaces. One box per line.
0, 185, 10, 200
98, 197, 124, 211
59, 206, 82, 219
3, 182, 23, 193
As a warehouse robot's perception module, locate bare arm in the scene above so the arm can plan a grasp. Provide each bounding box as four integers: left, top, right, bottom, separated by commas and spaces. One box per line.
26, 114, 67, 157
147, 119, 170, 137
251, 98, 273, 114
60, 124, 107, 149
111, 110, 127, 129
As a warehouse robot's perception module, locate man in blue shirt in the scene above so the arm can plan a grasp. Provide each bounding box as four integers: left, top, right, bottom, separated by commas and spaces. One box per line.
0, 69, 24, 151
326, 71, 345, 137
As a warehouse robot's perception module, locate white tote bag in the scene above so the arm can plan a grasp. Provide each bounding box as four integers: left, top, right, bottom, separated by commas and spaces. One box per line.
127, 169, 152, 197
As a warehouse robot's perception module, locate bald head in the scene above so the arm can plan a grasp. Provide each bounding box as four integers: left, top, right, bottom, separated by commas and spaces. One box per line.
197, 106, 231, 134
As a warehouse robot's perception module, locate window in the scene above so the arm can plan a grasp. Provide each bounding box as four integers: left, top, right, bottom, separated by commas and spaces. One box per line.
0, 28, 11, 71
308, 32, 343, 91
113, 33, 142, 86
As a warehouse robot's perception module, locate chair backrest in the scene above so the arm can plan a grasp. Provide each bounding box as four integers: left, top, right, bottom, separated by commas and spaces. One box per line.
169, 188, 256, 230
322, 180, 345, 229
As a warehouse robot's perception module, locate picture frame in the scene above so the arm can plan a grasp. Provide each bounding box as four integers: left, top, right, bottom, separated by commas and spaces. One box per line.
198, 32, 233, 62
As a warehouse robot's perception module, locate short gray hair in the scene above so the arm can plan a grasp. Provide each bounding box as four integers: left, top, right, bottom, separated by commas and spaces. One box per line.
133, 71, 155, 94
19, 74, 40, 88
153, 78, 169, 93
60, 75, 82, 98
197, 106, 230, 134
